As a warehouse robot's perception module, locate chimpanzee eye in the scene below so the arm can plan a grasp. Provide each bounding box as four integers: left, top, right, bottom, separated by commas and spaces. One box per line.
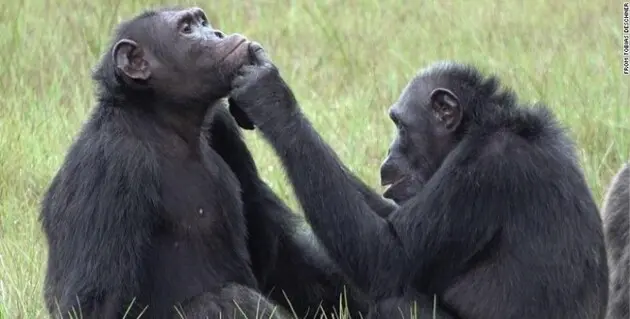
181, 23, 192, 34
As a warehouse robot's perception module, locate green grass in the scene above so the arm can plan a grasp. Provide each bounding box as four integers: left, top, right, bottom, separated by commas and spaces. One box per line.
0, 0, 627, 317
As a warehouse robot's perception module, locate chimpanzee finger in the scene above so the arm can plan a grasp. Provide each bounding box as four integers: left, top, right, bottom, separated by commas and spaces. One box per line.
248, 42, 272, 67
232, 74, 248, 90
233, 66, 255, 86
235, 65, 251, 76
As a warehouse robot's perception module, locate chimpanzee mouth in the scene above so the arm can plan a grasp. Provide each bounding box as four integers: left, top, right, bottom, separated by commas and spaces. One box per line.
217, 38, 249, 64
226, 39, 248, 57
382, 177, 405, 189
382, 178, 406, 198
233, 39, 248, 51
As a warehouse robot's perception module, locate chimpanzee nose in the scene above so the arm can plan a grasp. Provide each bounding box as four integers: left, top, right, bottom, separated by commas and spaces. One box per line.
213, 30, 225, 39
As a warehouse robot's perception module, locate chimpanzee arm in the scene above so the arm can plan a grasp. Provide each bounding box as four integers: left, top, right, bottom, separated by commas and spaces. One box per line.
253, 113, 410, 297
229, 49, 500, 298
207, 106, 369, 315
40, 130, 159, 318
389, 151, 504, 292
222, 98, 407, 298
229, 61, 409, 297
222, 101, 396, 218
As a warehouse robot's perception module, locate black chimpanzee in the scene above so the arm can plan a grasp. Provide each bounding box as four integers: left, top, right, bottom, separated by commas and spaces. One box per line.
39, 7, 280, 319
227, 46, 610, 319
601, 163, 629, 319
39, 7, 367, 319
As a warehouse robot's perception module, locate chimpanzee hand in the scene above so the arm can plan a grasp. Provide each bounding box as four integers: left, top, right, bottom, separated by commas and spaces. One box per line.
229, 42, 299, 131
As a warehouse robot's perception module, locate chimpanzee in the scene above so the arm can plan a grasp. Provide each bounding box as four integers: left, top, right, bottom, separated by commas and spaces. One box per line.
39, 7, 366, 319
38, 7, 281, 319
227, 47, 610, 319
601, 163, 629, 319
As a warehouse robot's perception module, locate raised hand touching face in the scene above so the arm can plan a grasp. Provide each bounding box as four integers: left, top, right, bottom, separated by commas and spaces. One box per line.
229, 43, 299, 131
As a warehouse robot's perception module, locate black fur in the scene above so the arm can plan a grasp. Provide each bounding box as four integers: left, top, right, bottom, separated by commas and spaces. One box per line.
602, 163, 630, 319
229, 52, 609, 319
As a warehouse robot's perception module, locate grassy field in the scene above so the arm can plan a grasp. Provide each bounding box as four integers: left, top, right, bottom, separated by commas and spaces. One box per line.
0, 0, 627, 317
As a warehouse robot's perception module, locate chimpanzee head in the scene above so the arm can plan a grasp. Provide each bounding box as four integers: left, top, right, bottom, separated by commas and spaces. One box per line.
94, 7, 252, 105
380, 62, 470, 205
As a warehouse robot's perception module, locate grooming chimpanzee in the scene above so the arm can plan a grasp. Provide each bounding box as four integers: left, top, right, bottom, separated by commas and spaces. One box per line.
228, 47, 610, 319
601, 163, 629, 319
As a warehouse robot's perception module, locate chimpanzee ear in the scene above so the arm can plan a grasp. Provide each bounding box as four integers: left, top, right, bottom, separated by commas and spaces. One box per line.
429, 88, 462, 132
227, 97, 255, 130
112, 39, 151, 81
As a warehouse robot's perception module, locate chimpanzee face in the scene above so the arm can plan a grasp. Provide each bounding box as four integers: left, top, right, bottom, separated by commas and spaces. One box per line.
112, 7, 252, 102
380, 74, 463, 205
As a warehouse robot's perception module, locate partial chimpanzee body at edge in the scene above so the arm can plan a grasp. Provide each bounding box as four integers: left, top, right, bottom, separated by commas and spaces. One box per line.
601, 163, 630, 319
228, 48, 610, 319
40, 7, 368, 319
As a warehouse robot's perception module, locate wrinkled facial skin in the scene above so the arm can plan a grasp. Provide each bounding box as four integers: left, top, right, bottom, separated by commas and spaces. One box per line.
379, 77, 460, 205
114, 7, 251, 101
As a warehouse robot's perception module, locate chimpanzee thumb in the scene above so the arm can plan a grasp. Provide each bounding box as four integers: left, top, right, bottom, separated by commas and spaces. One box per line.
228, 97, 255, 130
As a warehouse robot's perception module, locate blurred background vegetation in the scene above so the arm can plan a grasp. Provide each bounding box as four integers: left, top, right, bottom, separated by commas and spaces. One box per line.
0, 0, 627, 317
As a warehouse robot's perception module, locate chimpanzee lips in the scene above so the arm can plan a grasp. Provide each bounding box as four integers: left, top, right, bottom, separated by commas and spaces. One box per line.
215, 38, 248, 65
382, 177, 405, 189
224, 38, 248, 59
229, 38, 248, 53
382, 178, 406, 199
